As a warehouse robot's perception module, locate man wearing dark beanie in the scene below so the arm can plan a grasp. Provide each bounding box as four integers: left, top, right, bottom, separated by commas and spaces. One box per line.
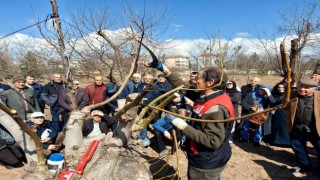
0, 76, 40, 121
41, 73, 68, 132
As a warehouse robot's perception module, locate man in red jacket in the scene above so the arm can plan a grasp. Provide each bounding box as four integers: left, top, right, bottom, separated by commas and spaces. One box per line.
85, 76, 106, 105
148, 60, 234, 180
85, 76, 117, 130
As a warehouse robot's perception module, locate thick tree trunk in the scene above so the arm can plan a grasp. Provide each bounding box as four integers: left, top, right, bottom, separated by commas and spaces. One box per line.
63, 111, 86, 160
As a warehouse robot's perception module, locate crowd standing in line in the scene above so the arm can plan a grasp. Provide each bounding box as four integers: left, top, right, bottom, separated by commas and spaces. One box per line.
0, 68, 319, 179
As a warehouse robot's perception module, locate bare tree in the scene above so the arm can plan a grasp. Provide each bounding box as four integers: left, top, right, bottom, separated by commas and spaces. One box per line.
188, 33, 233, 71
0, 1, 172, 179
0, 41, 20, 79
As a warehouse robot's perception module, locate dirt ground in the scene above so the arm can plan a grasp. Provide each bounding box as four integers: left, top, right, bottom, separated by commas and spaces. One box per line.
1, 134, 319, 180
1, 74, 318, 179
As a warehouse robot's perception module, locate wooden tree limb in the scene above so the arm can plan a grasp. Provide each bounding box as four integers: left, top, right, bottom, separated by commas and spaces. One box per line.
134, 85, 185, 123
132, 93, 179, 131
280, 42, 292, 105
136, 43, 294, 124
143, 98, 297, 123
114, 91, 148, 120
82, 30, 145, 114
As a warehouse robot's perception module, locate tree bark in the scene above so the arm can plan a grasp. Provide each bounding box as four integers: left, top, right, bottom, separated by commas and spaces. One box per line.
290, 39, 299, 87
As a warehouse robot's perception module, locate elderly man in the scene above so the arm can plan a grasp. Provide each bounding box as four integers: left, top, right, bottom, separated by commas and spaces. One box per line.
241, 77, 261, 99
82, 110, 110, 141
186, 71, 200, 102
120, 73, 144, 99
1, 77, 40, 121
41, 73, 68, 131
85, 76, 106, 105
26, 112, 64, 155
137, 73, 155, 141
287, 78, 320, 177
152, 74, 173, 102
148, 61, 235, 180
25, 73, 45, 112
58, 80, 89, 114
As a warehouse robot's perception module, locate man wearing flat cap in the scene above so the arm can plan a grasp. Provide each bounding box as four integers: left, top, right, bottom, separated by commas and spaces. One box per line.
82, 110, 112, 144
286, 78, 320, 177
0, 76, 40, 121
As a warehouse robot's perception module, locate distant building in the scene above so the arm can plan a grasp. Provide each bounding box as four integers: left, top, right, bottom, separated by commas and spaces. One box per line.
163, 56, 190, 71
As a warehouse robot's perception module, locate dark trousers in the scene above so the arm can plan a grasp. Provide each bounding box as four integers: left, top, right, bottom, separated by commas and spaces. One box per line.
188, 165, 225, 180
103, 114, 118, 132
0, 143, 26, 167
51, 106, 69, 132
290, 128, 320, 172
154, 129, 167, 152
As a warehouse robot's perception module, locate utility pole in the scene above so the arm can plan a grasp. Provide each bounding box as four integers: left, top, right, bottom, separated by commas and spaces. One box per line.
50, 0, 69, 80
49, 0, 77, 111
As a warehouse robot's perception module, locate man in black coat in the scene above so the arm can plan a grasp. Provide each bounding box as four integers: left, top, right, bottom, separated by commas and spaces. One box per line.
41, 73, 68, 131
82, 110, 116, 141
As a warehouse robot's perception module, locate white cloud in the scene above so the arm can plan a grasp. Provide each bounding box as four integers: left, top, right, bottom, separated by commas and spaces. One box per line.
172, 24, 183, 32
1, 29, 319, 61
235, 32, 251, 37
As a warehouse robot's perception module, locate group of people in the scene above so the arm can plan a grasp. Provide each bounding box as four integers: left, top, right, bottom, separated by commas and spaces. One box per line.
142, 63, 320, 179
0, 63, 319, 179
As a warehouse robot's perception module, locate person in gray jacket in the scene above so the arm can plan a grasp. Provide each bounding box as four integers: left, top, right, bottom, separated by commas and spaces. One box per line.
0, 77, 40, 121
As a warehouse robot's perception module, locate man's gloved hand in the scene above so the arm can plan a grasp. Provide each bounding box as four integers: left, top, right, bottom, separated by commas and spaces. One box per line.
261, 88, 271, 96
147, 60, 170, 73
172, 118, 188, 130
163, 131, 172, 140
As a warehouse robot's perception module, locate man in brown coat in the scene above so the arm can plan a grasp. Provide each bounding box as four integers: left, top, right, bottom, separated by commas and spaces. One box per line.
286, 78, 320, 177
